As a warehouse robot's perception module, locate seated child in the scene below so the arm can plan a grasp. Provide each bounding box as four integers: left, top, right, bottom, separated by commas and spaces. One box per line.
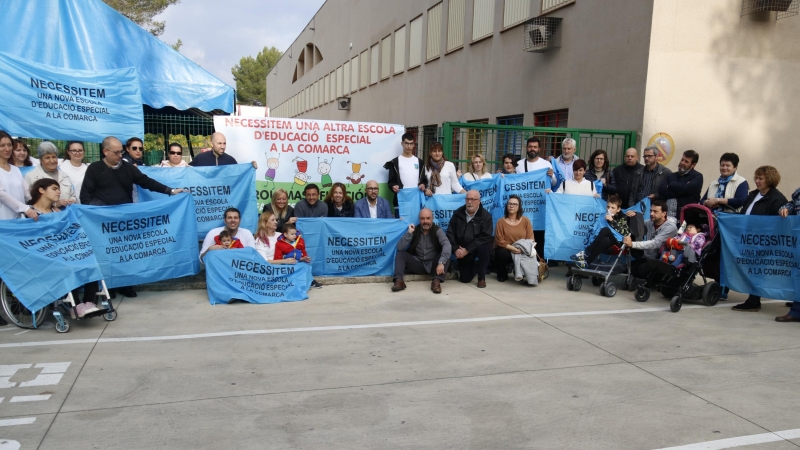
215, 229, 243, 249
571, 194, 631, 268
661, 222, 705, 266
275, 223, 311, 262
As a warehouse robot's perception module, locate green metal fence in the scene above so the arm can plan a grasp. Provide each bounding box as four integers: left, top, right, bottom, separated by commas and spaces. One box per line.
441, 122, 637, 174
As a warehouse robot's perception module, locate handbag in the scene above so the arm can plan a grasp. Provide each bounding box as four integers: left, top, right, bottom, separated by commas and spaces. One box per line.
537, 254, 549, 282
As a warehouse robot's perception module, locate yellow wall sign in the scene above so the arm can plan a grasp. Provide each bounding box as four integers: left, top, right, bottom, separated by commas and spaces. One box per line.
647, 132, 675, 165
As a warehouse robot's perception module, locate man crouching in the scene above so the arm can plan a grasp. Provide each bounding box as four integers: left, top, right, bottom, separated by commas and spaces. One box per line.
392, 208, 451, 294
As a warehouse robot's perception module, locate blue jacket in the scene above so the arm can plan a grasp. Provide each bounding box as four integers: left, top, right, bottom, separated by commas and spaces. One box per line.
354, 196, 394, 219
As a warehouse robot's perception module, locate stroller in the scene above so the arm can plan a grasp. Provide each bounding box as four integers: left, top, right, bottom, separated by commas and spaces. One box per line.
632, 204, 722, 312
567, 244, 634, 298
1, 279, 117, 333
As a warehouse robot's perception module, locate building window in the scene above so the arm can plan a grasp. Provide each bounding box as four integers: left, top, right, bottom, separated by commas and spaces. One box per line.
381, 36, 391, 80
336, 66, 343, 98
351, 56, 359, 93
447, 0, 465, 52
370, 43, 379, 85
360, 49, 369, 88
503, 0, 531, 28
534, 109, 569, 128
330, 70, 337, 102
394, 26, 406, 74
323, 74, 329, 104
542, 0, 575, 14
497, 115, 524, 160
342, 61, 350, 95
472, 0, 494, 41
317, 79, 323, 106
427, 3, 443, 61
465, 119, 489, 164
409, 15, 423, 68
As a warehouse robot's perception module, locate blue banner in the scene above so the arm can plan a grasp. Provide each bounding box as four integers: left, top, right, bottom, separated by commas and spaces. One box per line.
0, 52, 143, 142
0, 209, 103, 312
425, 194, 467, 231
719, 215, 800, 301
398, 188, 424, 224
137, 164, 257, 240
74, 194, 200, 288
544, 194, 606, 261
19, 166, 36, 177
461, 175, 501, 222
496, 169, 550, 230
298, 218, 408, 276
589, 197, 651, 242
204, 248, 312, 304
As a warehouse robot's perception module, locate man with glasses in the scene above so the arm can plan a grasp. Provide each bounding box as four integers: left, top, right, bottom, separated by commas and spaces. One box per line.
446, 190, 493, 288
629, 144, 672, 206
80, 136, 187, 298
607, 148, 643, 209
383, 132, 427, 217
354, 179, 393, 218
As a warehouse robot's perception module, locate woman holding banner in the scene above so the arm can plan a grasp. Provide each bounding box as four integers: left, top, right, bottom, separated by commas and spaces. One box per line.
497, 154, 517, 176
263, 188, 296, 231
494, 195, 534, 282
254, 211, 297, 264
0, 131, 37, 221
324, 182, 355, 217
460, 154, 493, 182
423, 142, 465, 196
584, 149, 615, 200
732, 166, 788, 314
701, 153, 749, 214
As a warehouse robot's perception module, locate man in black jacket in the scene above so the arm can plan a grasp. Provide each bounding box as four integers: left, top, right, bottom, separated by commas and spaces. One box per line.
629, 145, 672, 206
80, 136, 186, 297
446, 190, 493, 288
607, 148, 643, 209
383, 132, 427, 217
658, 150, 703, 218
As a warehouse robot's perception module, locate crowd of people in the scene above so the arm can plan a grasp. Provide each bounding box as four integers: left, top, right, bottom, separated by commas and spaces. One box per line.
1, 129, 799, 326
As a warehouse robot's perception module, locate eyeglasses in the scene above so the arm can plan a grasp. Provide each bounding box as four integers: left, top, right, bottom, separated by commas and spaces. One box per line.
107, 150, 123, 156
169, 151, 182, 155
466, 198, 480, 202
130, 146, 143, 151
365, 187, 379, 191
643, 154, 656, 158
402, 142, 415, 146
507, 203, 520, 207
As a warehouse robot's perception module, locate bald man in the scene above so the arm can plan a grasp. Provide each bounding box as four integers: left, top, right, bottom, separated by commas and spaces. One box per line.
607, 147, 643, 209
354, 180, 393, 218
190, 132, 257, 168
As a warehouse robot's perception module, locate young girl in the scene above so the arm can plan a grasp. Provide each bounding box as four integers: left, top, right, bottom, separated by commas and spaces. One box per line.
661, 223, 705, 266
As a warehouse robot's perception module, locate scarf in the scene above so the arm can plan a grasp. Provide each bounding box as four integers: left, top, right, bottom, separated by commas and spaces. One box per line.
715, 173, 735, 199
429, 160, 443, 188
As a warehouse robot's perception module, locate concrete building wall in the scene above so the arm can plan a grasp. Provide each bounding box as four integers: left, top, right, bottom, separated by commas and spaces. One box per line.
641, 0, 800, 192
268, 0, 654, 133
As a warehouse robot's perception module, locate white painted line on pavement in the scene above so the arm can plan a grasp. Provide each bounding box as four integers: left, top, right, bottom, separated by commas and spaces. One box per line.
0, 300, 787, 349
13, 330, 28, 336
653, 427, 800, 449
0, 417, 36, 427
9, 394, 51, 402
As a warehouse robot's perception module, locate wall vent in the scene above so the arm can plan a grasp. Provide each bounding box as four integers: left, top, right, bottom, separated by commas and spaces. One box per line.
741, 0, 799, 19
523, 17, 562, 53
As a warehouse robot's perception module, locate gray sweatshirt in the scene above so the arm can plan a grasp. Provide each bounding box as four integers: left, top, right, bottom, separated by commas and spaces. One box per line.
397, 227, 452, 273
293, 199, 328, 218
631, 216, 678, 259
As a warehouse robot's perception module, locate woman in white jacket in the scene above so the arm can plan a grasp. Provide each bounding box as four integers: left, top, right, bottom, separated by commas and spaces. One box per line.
423, 142, 465, 196
460, 154, 493, 182
552, 159, 599, 197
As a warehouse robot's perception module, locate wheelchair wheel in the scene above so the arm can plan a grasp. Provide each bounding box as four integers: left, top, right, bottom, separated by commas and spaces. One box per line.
104, 310, 117, 321
55, 320, 70, 333
1, 280, 46, 329
670, 295, 682, 313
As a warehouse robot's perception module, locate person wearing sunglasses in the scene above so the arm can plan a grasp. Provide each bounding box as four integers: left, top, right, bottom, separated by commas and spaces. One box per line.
121, 137, 147, 166
159, 143, 188, 167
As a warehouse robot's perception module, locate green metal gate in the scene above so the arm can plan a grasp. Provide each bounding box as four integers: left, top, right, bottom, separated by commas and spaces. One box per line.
441, 122, 637, 173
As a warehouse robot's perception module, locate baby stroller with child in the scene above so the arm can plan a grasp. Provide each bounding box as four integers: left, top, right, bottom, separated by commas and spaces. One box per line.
1, 279, 117, 333
632, 204, 722, 312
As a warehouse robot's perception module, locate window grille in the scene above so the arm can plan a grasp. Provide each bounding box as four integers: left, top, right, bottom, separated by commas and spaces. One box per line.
741, 0, 799, 19
504, 0, 531, 28
447, 0, 466, 51
381, 36, 391, 79
370, 43, 380, 84
472, 0, 495, 41
541, 0, 574, 13
360, 49, 369, 88
427, 3, 443, 60
409, 16, 423, 67
523, 17, 562, 52
394, 26, 406, 74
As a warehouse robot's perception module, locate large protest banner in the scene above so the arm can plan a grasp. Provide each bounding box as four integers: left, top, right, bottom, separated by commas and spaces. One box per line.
298, 218, 408, 276
544, 194, 606, 261
0, 209, 103, 312
719, 215, 800, 301
398, 188, 424, 223
74, 194, 200, 288
495, 169, 550, 230
0, 52, 144, 142
213, 116, 403, 211
205, 248, 311, 304
137, 164, 257, 240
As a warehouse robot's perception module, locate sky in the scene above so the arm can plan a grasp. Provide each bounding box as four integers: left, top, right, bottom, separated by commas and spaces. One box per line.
155, 0, 326, 88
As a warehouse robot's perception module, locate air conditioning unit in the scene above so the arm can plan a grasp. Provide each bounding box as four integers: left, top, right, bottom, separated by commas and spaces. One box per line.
741, 0, 798, 18
523, 17, 562, 53
753, 0, 794, 11
337, 97, 351, 110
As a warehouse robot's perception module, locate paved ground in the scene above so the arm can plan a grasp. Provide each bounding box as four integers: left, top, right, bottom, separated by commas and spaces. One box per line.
2, 266, 800, 450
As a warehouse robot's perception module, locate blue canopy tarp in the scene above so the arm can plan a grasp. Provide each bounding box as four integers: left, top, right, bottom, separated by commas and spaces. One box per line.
0, 0, 234, 113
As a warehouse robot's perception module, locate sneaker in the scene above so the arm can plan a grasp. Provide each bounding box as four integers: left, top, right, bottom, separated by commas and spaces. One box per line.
570, 252, 586, 262
310, 280, 323, 289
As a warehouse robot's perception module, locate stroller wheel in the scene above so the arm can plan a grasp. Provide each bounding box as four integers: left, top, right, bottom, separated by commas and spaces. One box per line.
104, 310, 118, 321
572, 276, 582, 292
634, 288, 650, 302
702, 282, 720, 307
591, 277, 602, 287
604, 282, 617, 298
55, 320, 70, 333
566, 277, 574, 291
670, 295, 682, 313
